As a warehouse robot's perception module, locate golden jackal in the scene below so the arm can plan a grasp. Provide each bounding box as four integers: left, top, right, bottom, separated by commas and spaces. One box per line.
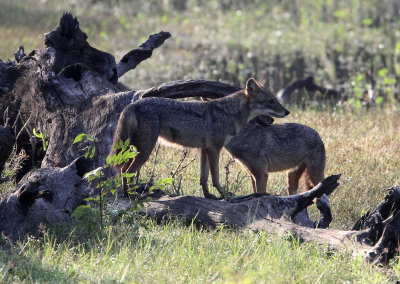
111, 78, 290, 198
201, 120, 326, 196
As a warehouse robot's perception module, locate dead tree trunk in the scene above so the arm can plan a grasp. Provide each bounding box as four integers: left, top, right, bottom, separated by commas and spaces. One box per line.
0, 13, 399, 265
0, 13, 170, 179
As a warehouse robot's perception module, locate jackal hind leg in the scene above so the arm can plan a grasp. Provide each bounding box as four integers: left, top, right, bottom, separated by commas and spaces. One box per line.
304, 161, 325, 191
200, 149, 219, 199
205, 148, 226, 197
252, 169, 268, 194
122, 127, 159, 197
250, 176, 257, 194
244, 168, 257, 194
287, 163, 306, 195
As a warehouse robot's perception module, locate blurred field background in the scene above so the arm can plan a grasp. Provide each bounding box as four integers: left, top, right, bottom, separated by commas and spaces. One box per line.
2, 0, 400, 96
1, 0, 400, 282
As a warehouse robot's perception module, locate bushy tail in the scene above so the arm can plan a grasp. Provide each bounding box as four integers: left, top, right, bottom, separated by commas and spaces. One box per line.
110, 106, 138, 171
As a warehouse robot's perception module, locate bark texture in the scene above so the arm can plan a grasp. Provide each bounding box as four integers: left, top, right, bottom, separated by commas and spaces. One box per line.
0, 157, 90, 241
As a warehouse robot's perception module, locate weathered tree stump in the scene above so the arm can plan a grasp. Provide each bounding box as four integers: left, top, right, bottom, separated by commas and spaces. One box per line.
0, 157, 90, 241
0, 13, 170, 178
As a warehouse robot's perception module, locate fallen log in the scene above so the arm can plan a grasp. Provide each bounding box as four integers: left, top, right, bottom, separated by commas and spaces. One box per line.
141, 177, 400, 264
142, 175, 340, 229
276, 76, 343, 105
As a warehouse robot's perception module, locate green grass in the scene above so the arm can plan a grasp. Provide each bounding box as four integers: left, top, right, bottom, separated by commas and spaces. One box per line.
1, 0, 400, 282
3, 108, 397, 282
0, 219, 394, 283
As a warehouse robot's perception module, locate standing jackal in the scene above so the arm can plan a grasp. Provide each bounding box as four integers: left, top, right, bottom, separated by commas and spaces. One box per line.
111, 78, 290, 198
209, 121, 326, 195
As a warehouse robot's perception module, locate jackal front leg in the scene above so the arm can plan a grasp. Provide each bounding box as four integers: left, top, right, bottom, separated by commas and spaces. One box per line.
200, 149, 220, 199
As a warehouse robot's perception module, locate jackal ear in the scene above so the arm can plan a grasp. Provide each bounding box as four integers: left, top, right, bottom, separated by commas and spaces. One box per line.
246, 78, 261, 95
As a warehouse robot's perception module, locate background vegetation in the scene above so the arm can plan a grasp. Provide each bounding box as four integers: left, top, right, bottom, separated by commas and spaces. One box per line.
1, 0, 400, 282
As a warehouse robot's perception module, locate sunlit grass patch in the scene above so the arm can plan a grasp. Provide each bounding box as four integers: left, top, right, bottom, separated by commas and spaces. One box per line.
0, 219, 394, 283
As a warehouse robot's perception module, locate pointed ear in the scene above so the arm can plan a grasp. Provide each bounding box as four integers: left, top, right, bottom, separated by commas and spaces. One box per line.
246, 78, 261, 94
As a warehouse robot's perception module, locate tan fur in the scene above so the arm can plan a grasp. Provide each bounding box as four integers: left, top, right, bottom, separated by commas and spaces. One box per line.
220, 122, 326, 195
111, 78, 290, 198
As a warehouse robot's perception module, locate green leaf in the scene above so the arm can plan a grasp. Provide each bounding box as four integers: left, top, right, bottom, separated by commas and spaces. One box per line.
378, 68, 388, 78
106, 155, 112, 165
84, 197, 100, 203
362, 18, 373, 26
383, 77, 396, 85
161, 177, 173, 184
33, 128, 44, 139
376, 97, 384, 105
334, 9, 346, 19
71, 205, 92, 219
90, 145, 96, 158
122, 173, 135, 178
73, 133, 88, 144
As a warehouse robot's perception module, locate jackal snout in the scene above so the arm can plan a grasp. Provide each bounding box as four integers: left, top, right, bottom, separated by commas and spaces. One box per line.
246, 78, 290, 121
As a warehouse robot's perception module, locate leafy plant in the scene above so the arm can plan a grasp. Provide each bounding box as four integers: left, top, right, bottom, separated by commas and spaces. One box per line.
33, 128, 49, 151
72, 134, 172, 231
73, 133, 98, 158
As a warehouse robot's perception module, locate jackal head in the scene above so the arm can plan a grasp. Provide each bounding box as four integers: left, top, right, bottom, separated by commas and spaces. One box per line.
245, 78, 290, 122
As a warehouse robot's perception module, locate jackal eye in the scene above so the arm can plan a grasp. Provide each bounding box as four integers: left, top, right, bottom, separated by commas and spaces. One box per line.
268, 99, 275, 104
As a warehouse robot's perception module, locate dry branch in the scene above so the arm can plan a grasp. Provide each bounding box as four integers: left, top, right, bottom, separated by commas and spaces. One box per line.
133, 79, 241, 100
117, 31, 171, 78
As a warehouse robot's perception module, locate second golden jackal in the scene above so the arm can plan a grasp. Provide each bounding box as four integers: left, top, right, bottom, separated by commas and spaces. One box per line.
112, 78, 290, 198
200, 119, 326, 196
